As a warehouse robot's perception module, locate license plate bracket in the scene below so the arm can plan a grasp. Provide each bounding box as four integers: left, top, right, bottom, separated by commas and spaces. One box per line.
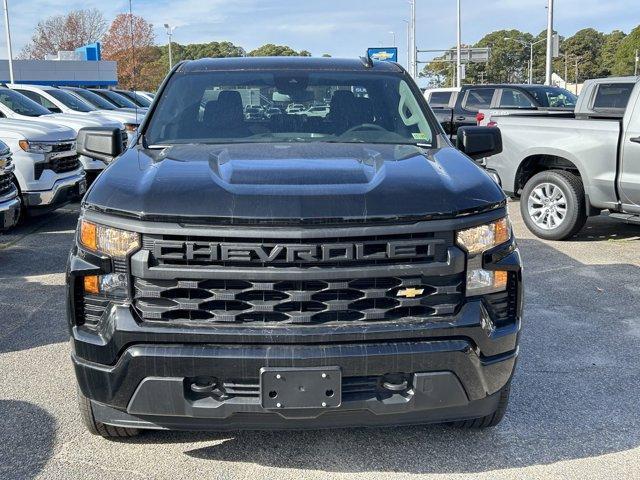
260, 366, 341, 409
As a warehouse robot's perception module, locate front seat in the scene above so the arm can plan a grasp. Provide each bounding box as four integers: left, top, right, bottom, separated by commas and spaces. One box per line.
327, 90, 359, 134
210, 90, 251, 138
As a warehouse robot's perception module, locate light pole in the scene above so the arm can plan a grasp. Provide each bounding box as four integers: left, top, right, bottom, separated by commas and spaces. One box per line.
504, 37, 545, 84
545, 0, 554, 85
2, 0, 14, 84
456, 0, 462, 88
403, 20, 410, 71
389, 31, 396, 47
409, 0, 417, 78
164, 23, 175, 71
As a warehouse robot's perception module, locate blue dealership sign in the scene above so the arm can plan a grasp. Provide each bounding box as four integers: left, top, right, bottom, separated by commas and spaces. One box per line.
367, 47, 398, 63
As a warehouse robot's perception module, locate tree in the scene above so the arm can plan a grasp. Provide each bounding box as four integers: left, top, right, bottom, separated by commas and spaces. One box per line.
248, 44, 311, 57
561, 28, 606, 80
613, 26, 640, 75
102, 14, 156, 90
601, 30, 627, 76
19, 9, 106, 59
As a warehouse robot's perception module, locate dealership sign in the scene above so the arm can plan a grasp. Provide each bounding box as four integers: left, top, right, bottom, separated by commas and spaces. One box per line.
367, 47, 399, 63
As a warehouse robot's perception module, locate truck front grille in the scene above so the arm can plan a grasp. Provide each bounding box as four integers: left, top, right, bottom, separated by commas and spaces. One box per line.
133, 274, 464, 325
0, 174, 13, 196
49, 154, 80, 173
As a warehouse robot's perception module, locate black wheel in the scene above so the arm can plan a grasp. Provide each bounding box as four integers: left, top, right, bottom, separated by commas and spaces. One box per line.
450, 382, 511, 429
77, 388, 139, 439
520, 170, 587, 240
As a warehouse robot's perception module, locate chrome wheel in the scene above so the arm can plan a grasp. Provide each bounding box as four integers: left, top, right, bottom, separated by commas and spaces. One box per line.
527, 182, 568, 230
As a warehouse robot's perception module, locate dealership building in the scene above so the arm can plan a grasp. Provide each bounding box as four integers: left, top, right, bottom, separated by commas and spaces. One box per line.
0, 43, 117, 87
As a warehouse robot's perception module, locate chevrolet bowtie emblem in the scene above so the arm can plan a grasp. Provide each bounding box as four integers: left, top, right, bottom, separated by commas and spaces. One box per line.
396, 288, 425, 298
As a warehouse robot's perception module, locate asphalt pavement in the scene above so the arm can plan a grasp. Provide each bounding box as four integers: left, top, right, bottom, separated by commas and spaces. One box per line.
1, 201, 639, 480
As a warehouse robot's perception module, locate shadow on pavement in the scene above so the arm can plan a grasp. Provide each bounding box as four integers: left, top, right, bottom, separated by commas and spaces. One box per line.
0, 400, 56, 480
133, 235, 640, 474
0, 207, 77, 354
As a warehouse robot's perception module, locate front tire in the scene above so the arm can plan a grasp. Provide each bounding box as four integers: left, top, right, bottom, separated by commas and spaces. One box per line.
77, 389, 140, 439
520, 170, 587, 240
450, 382, 511, 429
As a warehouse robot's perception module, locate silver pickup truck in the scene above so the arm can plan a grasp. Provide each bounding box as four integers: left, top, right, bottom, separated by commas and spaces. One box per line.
481, 76, 640, 240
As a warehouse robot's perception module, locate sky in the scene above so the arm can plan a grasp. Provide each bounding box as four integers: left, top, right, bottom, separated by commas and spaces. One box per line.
2, 0, 640, 67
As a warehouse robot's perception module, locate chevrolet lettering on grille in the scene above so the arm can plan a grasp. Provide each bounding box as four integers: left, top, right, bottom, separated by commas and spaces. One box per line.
151, 239, 445, 264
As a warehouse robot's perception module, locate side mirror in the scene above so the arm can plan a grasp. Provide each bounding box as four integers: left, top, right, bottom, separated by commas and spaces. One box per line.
77, 127, 123, 163
456, 126, 502, 160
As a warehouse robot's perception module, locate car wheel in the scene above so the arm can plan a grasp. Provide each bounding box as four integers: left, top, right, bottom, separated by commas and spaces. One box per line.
77, 388, 140, 439
450, 381, 511, 429
520, 170, 587, 240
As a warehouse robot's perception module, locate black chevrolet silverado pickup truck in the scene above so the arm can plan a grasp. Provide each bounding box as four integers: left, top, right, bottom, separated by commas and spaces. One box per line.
67, 57, 522, 438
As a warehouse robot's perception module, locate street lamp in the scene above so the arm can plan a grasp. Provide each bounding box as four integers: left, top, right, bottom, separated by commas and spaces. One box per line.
504, 37, 545, 84
164, 23, 175, 71
2, 0, 14, 83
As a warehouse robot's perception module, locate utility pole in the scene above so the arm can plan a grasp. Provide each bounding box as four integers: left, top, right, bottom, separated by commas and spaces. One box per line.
164, 23, 175, 71
544, 0, 554, 85
574, 57, 579, 95
635, 49, 639, 76
2, 0, 14, 84
410, 0, 417, 78
389, 31, 396, 47
404, 20, 410, 71
564, 51, 568, 89
456, 0, 462, 87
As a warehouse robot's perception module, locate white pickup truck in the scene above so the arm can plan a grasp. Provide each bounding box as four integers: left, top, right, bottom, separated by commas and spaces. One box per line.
0, 119, 85, 220
0, 87, 124, 179
0, 140, 20, 229
480, 76, 640, 240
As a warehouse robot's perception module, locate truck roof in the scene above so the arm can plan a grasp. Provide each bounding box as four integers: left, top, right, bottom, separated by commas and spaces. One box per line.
178, 56, 404, 73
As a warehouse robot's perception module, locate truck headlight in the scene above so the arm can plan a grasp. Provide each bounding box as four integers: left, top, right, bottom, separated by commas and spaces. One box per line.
456, 217, 511, 255
79, 220, 140, 259
18, 140, 54, 154
456, 217, 511, 295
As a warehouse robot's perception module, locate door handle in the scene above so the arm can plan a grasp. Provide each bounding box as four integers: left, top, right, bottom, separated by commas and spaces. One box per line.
631, 136, 640, 144
455, 116, 466, 121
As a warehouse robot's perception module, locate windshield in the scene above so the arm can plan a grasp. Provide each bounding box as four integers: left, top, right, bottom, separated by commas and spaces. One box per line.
525, 86, 577, 109
120, 91, 151, 107
95, 90, 138, 108
69, 89, 116, 110
47, 89, 95, 112
0, 88, 51, 116
145, 70, 435, 146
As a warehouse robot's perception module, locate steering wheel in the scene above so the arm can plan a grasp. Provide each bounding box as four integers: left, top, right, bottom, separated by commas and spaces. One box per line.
342, 123, 387, 135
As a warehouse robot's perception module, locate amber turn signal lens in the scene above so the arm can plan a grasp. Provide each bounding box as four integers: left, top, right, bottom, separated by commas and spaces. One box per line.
80, 220, 97, 252
83, 275, 100, 295
494, 271, 509, 289
494, 218, 511, 246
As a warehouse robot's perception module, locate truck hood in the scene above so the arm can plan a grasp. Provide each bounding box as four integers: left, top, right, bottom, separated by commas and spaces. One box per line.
88, 110, 144, 124
85, 143, 505, 223
30, 113, 122, 132
0, 118, 76, 142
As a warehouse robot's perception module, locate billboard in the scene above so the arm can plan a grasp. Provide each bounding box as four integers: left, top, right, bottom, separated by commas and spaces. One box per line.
367, 47, 398, 63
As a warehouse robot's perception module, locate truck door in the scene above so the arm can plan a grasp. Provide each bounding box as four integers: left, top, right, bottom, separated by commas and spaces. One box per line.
452, 87, 497, 134
619, 86, 640, 212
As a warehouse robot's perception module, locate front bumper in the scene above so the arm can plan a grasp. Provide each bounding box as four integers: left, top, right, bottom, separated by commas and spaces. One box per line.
68, 208, 523, 430
0, 189, 21, 230
23, 172, 86, 208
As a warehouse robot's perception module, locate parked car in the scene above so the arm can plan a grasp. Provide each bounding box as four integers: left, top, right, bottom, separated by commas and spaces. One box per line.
68, 57, 521, 438
112, 89, 152, 108
88, 88, 147, 112
304, 105, 330, 117
480, 76, 640, 240
61, 87, 143, 116
0, 139, 20, 229
434, 84, 577, 137
264, 107, 282, 118
134, 91, 155, 103
9, 84, 141, 143
0, 87, 125, 178
0, 119, 85, 215
423, 87, 460, 108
